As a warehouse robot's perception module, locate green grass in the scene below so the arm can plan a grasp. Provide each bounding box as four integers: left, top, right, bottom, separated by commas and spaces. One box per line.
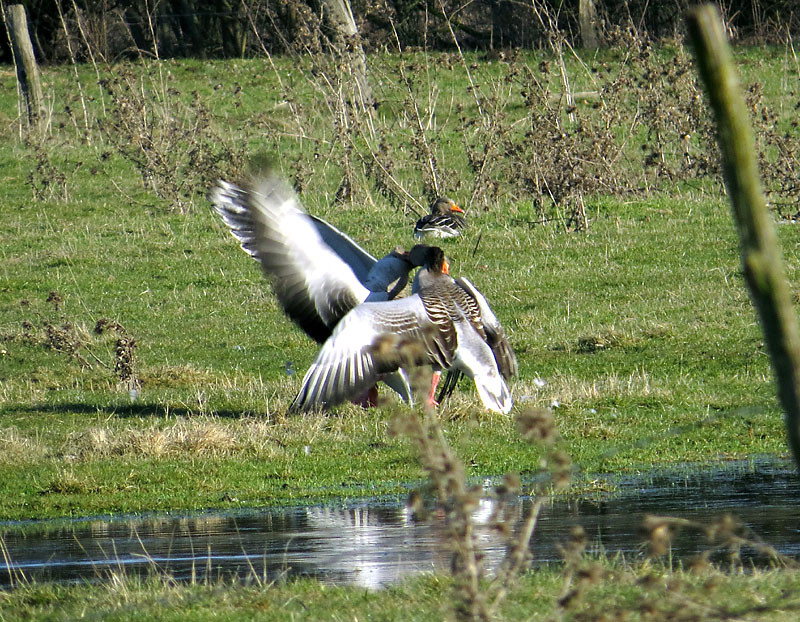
0, 192, 789, 519
1, 561, 799, 621
3, 39, 800, 621
2, 46, 798, 522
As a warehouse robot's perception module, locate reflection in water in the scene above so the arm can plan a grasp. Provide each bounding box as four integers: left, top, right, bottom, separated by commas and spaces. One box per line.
2, 460, 799, 589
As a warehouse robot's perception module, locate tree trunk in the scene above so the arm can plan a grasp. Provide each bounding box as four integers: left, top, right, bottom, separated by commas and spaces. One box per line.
322, 0, 374, 111
6, 4, 46, 133
579, 0, 600, 50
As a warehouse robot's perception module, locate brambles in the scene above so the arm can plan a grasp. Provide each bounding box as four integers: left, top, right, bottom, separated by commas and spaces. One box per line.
97, 66, 246, 213
16, 15, 800, 228
13, 293, 140, 392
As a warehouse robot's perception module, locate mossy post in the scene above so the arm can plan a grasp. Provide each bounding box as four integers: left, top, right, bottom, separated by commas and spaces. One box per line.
6, 4, 46, 133
322, 0, 374, 113
579, 0, 600, 50
688, 4, 800, 472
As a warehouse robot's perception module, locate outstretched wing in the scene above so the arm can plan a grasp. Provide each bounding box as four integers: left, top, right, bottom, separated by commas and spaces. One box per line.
210, 175, 370, 343
455, 276, 518, 380
289, 296, 443, 412
308, 215, 376, 283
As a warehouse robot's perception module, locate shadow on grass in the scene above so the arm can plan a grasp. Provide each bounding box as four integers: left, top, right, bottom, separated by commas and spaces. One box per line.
5, 401, 271, 421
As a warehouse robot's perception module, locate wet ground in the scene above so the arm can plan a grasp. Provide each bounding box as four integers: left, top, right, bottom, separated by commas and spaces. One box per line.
2, 458, 798, 589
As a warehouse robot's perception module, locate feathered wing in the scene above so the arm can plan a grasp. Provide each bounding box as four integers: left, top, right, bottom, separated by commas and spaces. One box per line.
289, 296, 451, 412
413, 213, 466, 239
452, 319, 513, 414
428, 276, 516, 409
210, 176, 370, 343
289, 276, 514, 414
308, 215, 376, 283
454, 276, 518, 380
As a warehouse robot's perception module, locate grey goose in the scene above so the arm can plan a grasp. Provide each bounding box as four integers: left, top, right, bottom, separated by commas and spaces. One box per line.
290, 245, 517, 414
413, 197, 466, 239
210, 172, 416, 404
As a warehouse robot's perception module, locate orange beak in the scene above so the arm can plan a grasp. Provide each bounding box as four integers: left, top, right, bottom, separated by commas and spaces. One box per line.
451, 204, 464, 214
442, 258, 450, 274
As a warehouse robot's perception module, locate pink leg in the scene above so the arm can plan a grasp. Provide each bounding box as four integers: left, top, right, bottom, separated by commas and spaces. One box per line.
426, 371, 442, 408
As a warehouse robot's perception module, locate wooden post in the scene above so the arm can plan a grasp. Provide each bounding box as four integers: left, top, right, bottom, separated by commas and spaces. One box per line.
688, 4, 800, 472
322, 0, 374, 112
579, 0, 600, 50
5, 4, 46, 133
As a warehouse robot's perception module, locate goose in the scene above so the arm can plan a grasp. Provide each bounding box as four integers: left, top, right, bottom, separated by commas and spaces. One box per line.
290, 244, 517, 414
210, 172, 416, 404
413, 198, 466, 239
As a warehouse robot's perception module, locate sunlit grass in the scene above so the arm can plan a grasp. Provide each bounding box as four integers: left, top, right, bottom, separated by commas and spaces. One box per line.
2, 36, 800, 620
1, 557, 798, 621
2, 44, 799, 523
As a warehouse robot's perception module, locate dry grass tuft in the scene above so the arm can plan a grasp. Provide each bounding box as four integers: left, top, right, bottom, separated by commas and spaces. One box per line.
63, 417, 287, 461
515, 369, 671, 410
0, 428, 48, 464
42, 469, 98, 495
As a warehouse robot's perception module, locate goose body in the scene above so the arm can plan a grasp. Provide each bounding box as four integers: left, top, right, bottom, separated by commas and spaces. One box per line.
291, 245, 516, 414
210, 173, 416, 403
413, 198, 466, 240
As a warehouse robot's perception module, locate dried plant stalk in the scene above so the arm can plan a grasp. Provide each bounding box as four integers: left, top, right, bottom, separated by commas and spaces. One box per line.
688, 4, 800, 472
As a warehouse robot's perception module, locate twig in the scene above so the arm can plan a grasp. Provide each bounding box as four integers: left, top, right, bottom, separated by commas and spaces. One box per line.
471, 231, 482, 257
239, 0, 304, 138
490, 496, 547, 613
70, 0, 107, 118
56, 3, 91, 140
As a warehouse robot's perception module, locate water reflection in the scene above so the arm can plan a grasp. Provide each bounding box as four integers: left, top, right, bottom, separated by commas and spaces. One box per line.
2, 459, 799, 589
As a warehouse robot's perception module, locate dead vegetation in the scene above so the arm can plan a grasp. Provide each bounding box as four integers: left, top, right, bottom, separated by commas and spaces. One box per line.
12, 2, 798, 223
10, 293, 140, 392
63, 416, 283, 461
381, 343, 567, 620
553, 514, 800, 620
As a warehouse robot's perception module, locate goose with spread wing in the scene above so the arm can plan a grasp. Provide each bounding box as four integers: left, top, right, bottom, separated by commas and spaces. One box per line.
290, 244, 517, 414
413, 197, 466, 239
210, 172, 416, 403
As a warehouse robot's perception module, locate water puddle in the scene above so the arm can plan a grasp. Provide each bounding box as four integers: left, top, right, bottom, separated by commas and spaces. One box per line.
2, 459, 799, 589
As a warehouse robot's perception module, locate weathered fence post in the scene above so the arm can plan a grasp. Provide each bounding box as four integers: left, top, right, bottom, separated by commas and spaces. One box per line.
688, 4, 800, 473
322, 0, 374, 112
5, 3, 46, 133
579, 0, 600, 50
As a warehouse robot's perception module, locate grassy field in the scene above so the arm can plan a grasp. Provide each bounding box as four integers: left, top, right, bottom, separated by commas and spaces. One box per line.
1, 176, 789, 519
2, 38, 800, 618
2, 561, 800, 621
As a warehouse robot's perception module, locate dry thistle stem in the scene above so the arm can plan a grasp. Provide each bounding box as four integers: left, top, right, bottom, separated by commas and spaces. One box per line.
515, 407, 558, 445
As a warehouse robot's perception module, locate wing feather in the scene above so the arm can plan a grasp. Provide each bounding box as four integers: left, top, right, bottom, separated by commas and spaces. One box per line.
455, 276, 518, 380
289, 296, 440, 412
210, 176, 370, 342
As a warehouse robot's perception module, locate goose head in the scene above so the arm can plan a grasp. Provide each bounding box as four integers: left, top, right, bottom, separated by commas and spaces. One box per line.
430, 197, 464, 218
409, 244, 449, 272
